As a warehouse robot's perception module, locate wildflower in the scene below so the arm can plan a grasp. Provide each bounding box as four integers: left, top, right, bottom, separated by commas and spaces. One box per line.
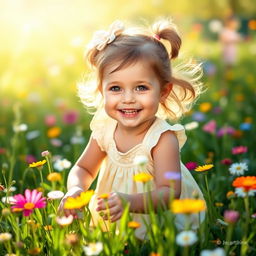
232, 146, 247, 155
44, 225, 53, 231
185, 162, 198, 170
0, 148, 6, 155
133, 155, 148, 166
224, 210, 239, 224
199, 102, 212, 113
65, 233, 79, 246
194, 164, 214, 172
232, 176, 256, 191
200, 247, 226, 256
50, 138, 63, 147
47, 190, 64, 200
217, 126, 235, 137
63, 110, 79, 124
220, 158, 232, 165
192, 112, 206, 122
226, 191, 235, 199
11, 189, 46, 216
133, 172, 153, 183
215, 202, 223, 207
98, 193, 110, 199
184, 121, 199, 130
128, 221, 141, 229
229, 162, 248, 176
0, 232, 12, 242
234, 188, 256, 197
29, 160, 46, 168
164, 172, 181, 180
56, 215, 74, 226
27, 248, 41, 255
83, 242, 103, 256
239, 123, 251, 131
2, 196, 15, 204
2, 208, 11, 216
13, 123, 28, 132
26, 130, 40, 140
232, 130, 243, 139
26, 155, 37, 164
64, 190, 94, 209
47, 172, 61, 182
149, 253, 161, 256
47, 127, 61, 138
202, 120, 216, 134
41, 150, 50, 157
54, 159, 72, 171
176, 230, 198, 246
171, 199, 206, 214
251, 213, 256, 218
44, 115, 56, 126
0, 184, 5, 191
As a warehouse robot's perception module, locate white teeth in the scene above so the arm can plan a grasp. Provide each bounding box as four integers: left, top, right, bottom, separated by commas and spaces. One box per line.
121, 110, 138, 114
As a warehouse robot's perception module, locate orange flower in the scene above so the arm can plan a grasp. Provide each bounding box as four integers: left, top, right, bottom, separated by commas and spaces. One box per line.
47, 127, 61, 138
199, 102, 212, 112
150, 253, 161, 256
128, 221, 141, 229
226, 191, 235, 199
232, 176, 256, 191
47, 172, 61, 182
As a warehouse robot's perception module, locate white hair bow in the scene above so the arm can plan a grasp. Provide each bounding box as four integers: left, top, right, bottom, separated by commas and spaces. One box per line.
88, 20, 125, 51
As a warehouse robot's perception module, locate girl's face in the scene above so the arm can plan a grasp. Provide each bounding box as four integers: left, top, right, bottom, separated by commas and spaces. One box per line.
102, 60, 166, 130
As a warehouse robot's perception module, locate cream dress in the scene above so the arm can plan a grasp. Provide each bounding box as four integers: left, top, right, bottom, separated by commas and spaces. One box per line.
88, 112, 205, 240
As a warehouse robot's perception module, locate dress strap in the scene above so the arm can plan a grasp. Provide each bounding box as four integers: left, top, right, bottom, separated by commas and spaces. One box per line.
143, 118, 187, 155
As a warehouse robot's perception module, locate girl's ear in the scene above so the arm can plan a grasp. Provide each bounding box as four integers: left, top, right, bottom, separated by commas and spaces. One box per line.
160, 83, 173, 102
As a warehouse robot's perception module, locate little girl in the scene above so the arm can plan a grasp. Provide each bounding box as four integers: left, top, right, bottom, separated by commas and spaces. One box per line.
60, 19, 205, 239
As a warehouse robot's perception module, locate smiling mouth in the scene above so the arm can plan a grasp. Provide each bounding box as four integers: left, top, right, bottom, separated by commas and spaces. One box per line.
118, 109, 142, 114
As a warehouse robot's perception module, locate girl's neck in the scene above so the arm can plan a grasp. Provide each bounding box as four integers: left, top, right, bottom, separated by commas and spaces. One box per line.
114, 117, 156, 153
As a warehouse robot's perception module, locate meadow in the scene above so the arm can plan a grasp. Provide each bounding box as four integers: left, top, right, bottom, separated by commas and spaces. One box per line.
0, 25, 256, 255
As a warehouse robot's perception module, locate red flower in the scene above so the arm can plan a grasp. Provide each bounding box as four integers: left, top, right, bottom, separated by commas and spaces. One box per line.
221, 158, 232, 165
185, 162, 198, 170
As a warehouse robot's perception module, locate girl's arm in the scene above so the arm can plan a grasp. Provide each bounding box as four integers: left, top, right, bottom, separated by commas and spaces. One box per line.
67, 135, 106, 192
127, 130, 181, 213
59, 136, 106, 214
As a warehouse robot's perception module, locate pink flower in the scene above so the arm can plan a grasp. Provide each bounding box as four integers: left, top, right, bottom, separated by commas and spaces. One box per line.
11, 189, 46, 216
44, 115, 57, 127
26, 155, 37, 164
221, 158, 233, 165
202, 120, 216, 134
62, 110, 79, 125
185, 162, 198, 170
232, 146, 248, 155
224, 210, 240, 224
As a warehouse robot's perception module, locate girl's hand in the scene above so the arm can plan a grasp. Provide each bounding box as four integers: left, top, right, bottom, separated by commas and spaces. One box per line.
58, 187, 84, 218
96, 192, 129, 222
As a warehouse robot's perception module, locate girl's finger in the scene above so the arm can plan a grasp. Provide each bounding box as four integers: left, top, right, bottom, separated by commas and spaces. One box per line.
109, 205, 122, 216
110, 212, 122, 222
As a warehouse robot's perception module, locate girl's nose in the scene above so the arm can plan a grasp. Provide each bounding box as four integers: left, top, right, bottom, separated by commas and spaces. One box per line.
122, 90, 136, 104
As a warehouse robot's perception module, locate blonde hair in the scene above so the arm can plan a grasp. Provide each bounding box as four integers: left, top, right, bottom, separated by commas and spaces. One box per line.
78, 19, 204, 121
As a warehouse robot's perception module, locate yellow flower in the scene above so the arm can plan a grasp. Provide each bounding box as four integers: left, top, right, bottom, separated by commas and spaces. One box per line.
47, 127, 61, 138
29, 160, 46, 168
171, 199, 206, 214
27, 248, 41, 255
199, 102, 212, 112
128, 221, 141, 229
64, 190, 94, 209
215, 202, 223, 207
99, 193, 110, 199
47, 172, 61, 182
235, 93, 244, 102
44, 225, 53, 231
226, 191, 235, 199
133, 173, 153, 183
194, 164, 214, 172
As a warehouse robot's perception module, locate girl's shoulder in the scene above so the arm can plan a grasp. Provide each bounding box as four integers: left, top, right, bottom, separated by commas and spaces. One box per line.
144, 118, 187, 151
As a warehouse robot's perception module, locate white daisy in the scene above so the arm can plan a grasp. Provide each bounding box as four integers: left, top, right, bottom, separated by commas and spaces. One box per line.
235, 188, 256, 197
200, 247, 226, 256
47, 190, 64, 200
184, 121, 199, 130
0, 232, 12, 242
56, 215, 74, 226
54, 159, 71, 171
176, 230, 198, 246
83, 242, 103, 256
228, 162, 248, 176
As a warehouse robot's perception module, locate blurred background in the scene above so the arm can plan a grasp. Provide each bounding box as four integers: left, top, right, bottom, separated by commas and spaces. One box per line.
0, 0, 255, 188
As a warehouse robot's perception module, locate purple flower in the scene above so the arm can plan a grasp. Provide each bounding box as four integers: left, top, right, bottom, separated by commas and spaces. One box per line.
164, 172, 181, 180
192, 112, 206, 122
217, 126, 235, 137
224, 210, 240, 224
26, 155, 37, 164
62, 110, 79, 125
